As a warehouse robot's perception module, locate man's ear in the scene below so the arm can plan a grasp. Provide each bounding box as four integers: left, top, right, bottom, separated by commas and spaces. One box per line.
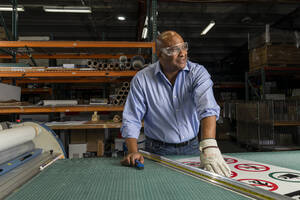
157, 50, 162, 58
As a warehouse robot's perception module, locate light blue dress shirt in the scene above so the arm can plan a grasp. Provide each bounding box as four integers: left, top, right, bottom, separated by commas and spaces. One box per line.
121, 60, 220, 143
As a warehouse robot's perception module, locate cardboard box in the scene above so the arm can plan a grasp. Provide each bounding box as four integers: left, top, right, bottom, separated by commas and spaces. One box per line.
70, 130, 86, 144
69, 143, 87, 159
97, 140, 105, 157
249, 44, 300, 71
86, 130, 104, 152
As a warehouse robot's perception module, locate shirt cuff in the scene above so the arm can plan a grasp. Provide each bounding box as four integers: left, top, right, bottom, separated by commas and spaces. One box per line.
198, 108, 220, 121
121, 124, 141, 139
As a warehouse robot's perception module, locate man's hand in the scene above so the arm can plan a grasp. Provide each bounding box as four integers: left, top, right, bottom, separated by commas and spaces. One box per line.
199, 139, 231, 177
120, 152, 144, 167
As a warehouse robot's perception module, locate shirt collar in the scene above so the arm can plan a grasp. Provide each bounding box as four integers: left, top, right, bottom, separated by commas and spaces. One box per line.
154, 61, 190, 76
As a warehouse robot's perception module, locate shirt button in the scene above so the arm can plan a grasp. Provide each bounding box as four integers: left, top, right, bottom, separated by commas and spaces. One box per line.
174, 96, 177, 98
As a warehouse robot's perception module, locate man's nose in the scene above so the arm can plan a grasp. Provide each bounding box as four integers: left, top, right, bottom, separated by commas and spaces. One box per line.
178, 48, 186, 56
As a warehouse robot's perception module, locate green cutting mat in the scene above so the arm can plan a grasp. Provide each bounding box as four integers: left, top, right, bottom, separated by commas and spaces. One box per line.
7, 158, 248, 200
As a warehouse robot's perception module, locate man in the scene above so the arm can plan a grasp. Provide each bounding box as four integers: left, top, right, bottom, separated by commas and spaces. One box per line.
120, 30, 231, 177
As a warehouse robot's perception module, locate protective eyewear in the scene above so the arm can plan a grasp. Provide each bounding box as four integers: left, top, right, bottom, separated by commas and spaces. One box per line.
161, 42, 188, 56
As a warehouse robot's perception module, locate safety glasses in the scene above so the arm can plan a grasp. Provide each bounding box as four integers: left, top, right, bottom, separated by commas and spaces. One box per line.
161, 42, 188, 56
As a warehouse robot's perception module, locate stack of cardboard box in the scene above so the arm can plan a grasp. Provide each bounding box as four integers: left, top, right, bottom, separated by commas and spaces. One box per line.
69, 129, 105, 158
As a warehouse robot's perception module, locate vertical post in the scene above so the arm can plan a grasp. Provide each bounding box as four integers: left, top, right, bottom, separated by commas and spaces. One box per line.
151, 0, 157, 63
261, 67, 265, 100
12, 0, 18, 63
247, 32, 250, 50
0, 12, 11, 41
146, 0, 150, 41
265, 24, 270, 44
257, 101, 261, 150
147, 0, 152, 42
245, 72, 249, 101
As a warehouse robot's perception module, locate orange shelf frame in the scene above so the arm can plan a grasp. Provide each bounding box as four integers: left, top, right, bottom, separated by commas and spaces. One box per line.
0, 105, 124, 114
0, 41, 155, 49
2, 77, 131, 84
0, 41, 155, 60
48, 121, 123, 130
0, 70, 137, 78
0, 54, 146, 59
274, 121, 300, 126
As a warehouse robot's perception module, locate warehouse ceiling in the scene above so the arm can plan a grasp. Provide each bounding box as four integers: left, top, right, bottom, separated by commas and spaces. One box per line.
0, 0, 300, 74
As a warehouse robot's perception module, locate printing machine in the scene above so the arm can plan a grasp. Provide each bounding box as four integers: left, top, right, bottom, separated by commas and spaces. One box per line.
0, 122, 65, 199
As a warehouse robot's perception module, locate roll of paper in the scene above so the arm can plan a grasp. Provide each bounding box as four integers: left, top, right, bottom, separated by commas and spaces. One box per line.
42, 100, 78, 106
0, 141, 35, 165
0, 126, 37, 152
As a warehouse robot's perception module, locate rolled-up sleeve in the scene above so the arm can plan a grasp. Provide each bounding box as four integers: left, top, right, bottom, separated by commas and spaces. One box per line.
121, 75, 146, 139
192, 66, 220, 121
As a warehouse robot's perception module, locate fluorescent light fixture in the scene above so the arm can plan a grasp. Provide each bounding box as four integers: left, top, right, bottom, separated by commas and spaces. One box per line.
142, 27, 148, 39
117, 16, 126, 21
0, 5, 24, 12
43, 6, 91, 13
144, 16, 148, 26
141, 16, 148, 39
201, 20, 215, 35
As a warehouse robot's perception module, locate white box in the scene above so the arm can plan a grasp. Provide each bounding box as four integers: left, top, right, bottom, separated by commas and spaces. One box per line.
63, 64, 75, 68
0, 83, 21, 101
115, 138, 125, 151
265, 94, 285, 100
69, 144, 87, 159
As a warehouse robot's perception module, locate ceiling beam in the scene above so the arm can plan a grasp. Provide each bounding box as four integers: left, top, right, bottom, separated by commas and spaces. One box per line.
158, 0, 300, 3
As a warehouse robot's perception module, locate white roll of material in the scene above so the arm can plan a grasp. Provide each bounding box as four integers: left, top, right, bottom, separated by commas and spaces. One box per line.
42, 100, 78, 106
0, 126, 38, 152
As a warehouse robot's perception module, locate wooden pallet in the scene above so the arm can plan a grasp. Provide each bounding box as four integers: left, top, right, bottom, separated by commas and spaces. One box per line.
249, 44, 300, 71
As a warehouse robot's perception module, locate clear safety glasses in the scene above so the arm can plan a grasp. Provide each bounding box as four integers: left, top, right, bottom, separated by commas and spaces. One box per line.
161, 42, 188, 56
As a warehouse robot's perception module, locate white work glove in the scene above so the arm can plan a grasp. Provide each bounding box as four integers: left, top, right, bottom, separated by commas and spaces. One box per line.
199, 139, 231, 177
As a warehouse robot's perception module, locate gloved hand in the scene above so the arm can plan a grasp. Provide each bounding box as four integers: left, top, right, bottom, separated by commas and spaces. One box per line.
199, 139, 231, 177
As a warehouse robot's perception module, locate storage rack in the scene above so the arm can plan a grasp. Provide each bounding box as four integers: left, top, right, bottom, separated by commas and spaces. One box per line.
245, 66, 300, 101
0, 40, 155, 114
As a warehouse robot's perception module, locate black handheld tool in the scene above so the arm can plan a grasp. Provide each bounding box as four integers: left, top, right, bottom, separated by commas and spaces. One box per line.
135, 159, 144, 170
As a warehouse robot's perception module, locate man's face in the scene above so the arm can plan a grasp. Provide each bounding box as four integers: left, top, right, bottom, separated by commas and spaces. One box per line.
158, 36, 188, 71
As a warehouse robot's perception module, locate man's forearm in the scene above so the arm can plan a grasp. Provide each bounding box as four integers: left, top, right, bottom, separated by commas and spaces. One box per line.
125, 138, 138, 153
200, 116, 216, 140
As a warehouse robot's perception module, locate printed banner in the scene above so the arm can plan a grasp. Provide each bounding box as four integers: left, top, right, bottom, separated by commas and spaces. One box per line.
176, 156, 300, 199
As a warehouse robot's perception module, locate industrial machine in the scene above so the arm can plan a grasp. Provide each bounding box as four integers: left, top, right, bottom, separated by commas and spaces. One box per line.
0, 122, 66, 199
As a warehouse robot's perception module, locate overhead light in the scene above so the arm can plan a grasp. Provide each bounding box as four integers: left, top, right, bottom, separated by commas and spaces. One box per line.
142, 27, 148, 39
43, 6, 91, 13
144, 16, 148, 26
0, 5, 24, 12
201, 20, 215, 35
141, 16, 148, 39
117, 16, 126, 21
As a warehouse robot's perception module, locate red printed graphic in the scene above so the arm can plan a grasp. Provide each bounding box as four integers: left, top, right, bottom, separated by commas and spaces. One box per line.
238, 179, 278, 191
230, 171, 238, 178
224, 157, 238, 164
234, 163, 270, 172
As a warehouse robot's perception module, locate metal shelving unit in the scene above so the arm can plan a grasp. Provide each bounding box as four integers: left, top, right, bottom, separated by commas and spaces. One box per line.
245, 66, 300, 101
0, 40, 155, 114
